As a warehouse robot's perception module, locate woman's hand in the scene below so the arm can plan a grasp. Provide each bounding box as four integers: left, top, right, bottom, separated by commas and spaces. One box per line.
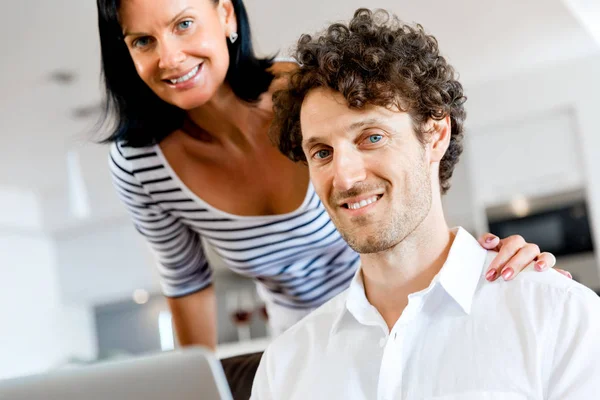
478, 233, 572, 282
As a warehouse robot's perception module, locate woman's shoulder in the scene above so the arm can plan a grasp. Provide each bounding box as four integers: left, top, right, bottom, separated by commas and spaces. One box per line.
251, 60, 298, 114
267, 59, 299, 92
109, 140, 163, 172
269, 58, 298, 74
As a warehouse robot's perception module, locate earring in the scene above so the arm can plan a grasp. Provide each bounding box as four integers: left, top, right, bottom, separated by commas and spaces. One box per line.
229, 31, 238, 44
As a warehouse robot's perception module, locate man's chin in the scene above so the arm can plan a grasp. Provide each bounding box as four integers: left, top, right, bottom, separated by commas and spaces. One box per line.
335, 215, 377, 230
340, 231, 396, 254
347, 241, 393, 254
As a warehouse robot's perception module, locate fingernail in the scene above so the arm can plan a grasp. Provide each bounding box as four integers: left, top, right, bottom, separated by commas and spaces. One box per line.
566, 272, 573, 280
485, 235, 498, 243
501, 267, 514, 280
486, 269, 497, 281
535, 261, 547, 272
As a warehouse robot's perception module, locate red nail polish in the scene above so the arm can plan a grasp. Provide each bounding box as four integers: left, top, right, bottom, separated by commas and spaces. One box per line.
485, 236, 497, 243
486, 269, 497, 281
566, 272, 573, 280
501, 268, 514, 280
535, 261, 546, 272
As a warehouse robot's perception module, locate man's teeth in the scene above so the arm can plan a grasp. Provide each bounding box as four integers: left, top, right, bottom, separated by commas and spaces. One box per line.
347, 196, 380, 210
170, 65, 199, 84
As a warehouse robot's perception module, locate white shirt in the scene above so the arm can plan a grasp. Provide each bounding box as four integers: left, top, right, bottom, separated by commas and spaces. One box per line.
251, 228, 600, 400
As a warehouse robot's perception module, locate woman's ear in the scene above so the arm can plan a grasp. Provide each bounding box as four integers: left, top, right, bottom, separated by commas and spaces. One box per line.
429, 115, 452, 163
217, 0, 237, 35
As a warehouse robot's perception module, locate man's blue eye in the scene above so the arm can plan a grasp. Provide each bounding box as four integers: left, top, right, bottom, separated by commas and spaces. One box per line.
369, 134, 382, 143
315, 150, 331, 159
178, 20, 193, 30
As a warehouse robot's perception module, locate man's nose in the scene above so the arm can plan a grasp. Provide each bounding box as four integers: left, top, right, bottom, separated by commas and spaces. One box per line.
332, 150, 367, 192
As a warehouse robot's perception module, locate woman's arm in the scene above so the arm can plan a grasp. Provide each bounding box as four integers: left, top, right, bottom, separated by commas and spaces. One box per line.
109, 142, 217, 346
168, 286, 218, 349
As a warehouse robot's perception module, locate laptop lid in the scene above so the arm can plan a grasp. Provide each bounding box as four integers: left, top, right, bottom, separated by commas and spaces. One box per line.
0, 346, 233, 400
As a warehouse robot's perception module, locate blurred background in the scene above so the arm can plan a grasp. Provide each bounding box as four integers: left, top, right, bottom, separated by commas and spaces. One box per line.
0, 0, 599, 381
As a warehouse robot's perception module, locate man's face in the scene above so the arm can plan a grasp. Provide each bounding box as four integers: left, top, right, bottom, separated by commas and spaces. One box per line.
300, 88, 433, 254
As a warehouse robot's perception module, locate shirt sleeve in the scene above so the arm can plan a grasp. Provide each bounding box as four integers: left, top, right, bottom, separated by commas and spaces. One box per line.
547, 285, 600, 399
108, 142, 212, 297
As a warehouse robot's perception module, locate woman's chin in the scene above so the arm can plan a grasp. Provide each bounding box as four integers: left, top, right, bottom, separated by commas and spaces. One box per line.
167, 94, 213, 111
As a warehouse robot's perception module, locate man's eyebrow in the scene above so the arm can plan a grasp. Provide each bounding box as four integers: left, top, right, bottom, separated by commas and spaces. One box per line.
123, 7, 193, 37
302, 136, 327, 150
347, 118, 388, 131
302, 118, 392, 149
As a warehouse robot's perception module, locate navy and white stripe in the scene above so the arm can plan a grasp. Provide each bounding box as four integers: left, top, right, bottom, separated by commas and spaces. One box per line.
109, 142, 360, 309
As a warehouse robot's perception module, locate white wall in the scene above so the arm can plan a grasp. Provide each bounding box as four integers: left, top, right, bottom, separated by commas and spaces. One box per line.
0, 233, 96, 379
39, 141, 163, 305
442, 156, 478, 232
54, 219, 161, 306
0, 146, 157, 378
0, 187, 43, 232
468, 109, 584, 205
40, 143, 131, 233
463, 53, 600, 280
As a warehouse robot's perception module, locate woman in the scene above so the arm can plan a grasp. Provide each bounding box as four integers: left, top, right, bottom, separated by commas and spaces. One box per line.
97, 0, 561, 349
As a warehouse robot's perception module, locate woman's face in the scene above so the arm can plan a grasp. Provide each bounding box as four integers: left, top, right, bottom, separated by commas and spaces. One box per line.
119, 0, 236, 110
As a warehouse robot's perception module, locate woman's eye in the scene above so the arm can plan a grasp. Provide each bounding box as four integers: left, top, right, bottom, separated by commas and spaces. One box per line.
368, 134, 383, 144
314, 149, 331, 160
178, 20, 193, 30
132, 37, 151, 48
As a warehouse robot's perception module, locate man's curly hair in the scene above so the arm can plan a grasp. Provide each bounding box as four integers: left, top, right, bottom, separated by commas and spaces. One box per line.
271, 8, 467, 194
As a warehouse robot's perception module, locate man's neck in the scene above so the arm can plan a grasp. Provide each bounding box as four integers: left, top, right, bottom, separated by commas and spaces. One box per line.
361, 203, 453, 331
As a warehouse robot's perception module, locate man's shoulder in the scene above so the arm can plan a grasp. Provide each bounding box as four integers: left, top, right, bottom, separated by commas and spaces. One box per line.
252, 289, 348, 399
482, 250, 600, 308
266, 289, 349, 354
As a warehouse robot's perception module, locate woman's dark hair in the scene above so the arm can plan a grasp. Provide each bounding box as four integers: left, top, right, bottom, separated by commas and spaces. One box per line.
97, 0, 275, 147
272, 9, 467, 194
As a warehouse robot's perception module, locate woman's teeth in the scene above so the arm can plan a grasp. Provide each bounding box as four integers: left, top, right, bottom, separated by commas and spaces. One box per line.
170, 65, 199, 84
347, 196, 380, 210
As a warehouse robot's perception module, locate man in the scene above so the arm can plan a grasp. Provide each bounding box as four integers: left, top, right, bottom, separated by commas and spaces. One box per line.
251, 8, 600, 400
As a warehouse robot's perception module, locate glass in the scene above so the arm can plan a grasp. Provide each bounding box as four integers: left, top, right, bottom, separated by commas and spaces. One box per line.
226, 289, 254, 342
253, 291, 270, 337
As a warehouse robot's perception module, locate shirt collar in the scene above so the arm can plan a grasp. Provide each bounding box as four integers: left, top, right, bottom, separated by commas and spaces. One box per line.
438, 227, 488, 314
330, 267, 384, 335
331, 227, 488, 335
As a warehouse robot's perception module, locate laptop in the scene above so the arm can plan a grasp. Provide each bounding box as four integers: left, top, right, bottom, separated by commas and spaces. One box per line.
0, 346, 233, 400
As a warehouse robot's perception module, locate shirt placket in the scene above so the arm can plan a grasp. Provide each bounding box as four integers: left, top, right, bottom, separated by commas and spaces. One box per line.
377, 296, 424, 400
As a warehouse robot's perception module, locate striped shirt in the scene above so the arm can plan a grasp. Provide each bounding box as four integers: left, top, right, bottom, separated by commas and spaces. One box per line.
109, 141, 360, 311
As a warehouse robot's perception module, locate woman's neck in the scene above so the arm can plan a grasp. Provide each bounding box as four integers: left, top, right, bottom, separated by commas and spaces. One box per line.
185, 83, 270, 145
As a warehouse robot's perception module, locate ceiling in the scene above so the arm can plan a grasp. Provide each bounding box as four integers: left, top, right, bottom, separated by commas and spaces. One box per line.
0, 0, 598, 195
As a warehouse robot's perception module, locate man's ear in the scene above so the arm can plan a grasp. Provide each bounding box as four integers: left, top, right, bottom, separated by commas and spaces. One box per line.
429, 115, 452, 163
217, 0, 237, 35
